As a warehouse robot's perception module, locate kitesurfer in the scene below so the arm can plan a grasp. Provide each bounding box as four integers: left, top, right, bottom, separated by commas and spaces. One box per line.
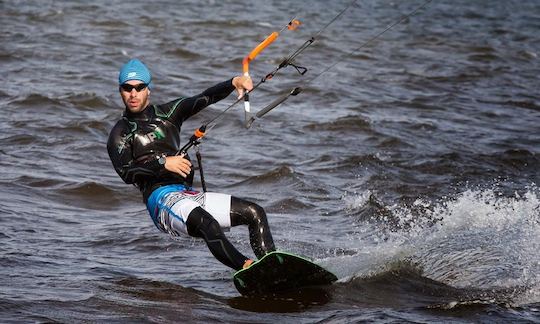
107, 59, 275, 270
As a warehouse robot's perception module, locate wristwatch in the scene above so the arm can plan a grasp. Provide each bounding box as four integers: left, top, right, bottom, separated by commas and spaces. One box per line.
158, 154, 166, 166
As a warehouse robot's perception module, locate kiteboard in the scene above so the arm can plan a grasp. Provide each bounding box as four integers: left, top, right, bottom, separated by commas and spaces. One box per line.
233, 251, 337, 296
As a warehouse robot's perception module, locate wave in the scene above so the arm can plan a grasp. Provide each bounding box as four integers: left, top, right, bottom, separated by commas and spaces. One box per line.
59, 92, 111, 110
334, 260, 520, 309
466, 45, 499, 63
41, 180, 128, 210
8, 92, 111, 112
330, 186, 540, 306
8, 93, 64, 108
234, 165, 296, 186
303, 115, 372, 132
266, 197, 315, 213
358, 150, 539, 195
4, 276, 208, 323
505, 100, 540, 112
494, 149, 538, 169
300, 154, 387, 175
1, 175, 137, 212
163, 47, 202, 60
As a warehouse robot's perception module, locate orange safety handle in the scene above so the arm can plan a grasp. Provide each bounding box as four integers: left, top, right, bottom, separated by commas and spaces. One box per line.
242, 31, 279, 75
241, 19, 301, 75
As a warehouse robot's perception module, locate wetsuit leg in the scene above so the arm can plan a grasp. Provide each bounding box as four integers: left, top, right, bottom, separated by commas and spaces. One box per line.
230, 197, 276, 259
186, 206, 248, 271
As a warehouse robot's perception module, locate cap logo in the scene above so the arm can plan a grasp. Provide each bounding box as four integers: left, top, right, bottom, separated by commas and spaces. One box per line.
128, 72, 137, 78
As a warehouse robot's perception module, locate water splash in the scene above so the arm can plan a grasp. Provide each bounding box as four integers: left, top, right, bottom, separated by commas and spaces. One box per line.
331, 185, 540, 305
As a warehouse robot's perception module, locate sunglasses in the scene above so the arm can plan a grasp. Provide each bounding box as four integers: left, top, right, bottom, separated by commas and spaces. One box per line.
120, 83, 148, 92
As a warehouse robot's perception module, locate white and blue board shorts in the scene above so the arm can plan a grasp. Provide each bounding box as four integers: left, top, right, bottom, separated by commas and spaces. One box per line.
146, 184, 231, 236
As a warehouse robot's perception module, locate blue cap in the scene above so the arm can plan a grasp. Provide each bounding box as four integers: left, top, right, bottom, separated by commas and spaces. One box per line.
118, 59, 152, 88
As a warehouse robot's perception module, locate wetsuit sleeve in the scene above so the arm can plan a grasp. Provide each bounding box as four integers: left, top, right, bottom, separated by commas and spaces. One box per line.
107, 121, 164, 186
164, 78, 236, 124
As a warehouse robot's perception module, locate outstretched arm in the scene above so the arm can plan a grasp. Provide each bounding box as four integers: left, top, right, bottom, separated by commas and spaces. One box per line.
165, 76, 253, 124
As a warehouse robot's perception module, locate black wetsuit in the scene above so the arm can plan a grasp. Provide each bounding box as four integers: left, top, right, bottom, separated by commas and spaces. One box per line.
107, 79, 275, 270
107, 80, 236, 202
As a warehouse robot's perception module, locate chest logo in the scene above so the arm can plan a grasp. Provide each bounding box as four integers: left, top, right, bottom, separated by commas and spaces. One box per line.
147, 129, 165, 141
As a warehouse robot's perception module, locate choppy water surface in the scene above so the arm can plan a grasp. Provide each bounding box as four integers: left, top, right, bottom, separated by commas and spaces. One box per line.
1, 0, 539, 322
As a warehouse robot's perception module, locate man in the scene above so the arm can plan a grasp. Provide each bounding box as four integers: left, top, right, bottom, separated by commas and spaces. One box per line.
107, 59, 275, 270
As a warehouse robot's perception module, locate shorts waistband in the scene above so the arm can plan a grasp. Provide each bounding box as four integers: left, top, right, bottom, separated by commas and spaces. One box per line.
146, 184, 189, 221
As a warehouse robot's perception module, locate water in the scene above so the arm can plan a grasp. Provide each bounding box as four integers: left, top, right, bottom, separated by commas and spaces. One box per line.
1, 0, 539, 322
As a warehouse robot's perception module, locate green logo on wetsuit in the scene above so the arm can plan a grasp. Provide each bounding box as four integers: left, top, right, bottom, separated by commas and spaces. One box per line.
150, 129, 165, 140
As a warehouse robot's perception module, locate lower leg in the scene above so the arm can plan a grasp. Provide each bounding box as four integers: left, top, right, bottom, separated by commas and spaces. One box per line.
230, 197, 276, 259
186, 207, 249, 270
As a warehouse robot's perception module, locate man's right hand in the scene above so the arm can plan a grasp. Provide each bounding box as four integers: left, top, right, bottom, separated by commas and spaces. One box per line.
164, 155, 192, 177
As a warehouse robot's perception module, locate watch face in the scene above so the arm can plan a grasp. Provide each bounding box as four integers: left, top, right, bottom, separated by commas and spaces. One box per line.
159, 156, 166, 165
